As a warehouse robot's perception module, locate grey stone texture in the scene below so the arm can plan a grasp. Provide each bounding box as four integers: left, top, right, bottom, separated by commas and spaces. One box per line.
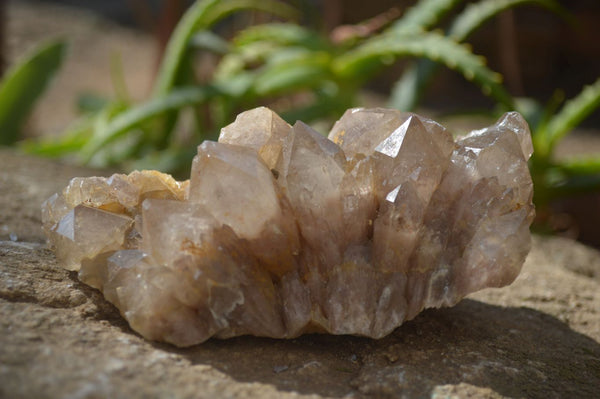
1, 149, 599, 398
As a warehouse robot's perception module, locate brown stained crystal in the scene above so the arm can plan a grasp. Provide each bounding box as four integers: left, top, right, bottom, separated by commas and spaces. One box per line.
42, 107, 535, 346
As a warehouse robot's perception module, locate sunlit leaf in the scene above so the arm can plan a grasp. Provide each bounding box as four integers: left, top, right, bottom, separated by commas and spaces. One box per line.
335, 32, 513, 107
153, 0, 297, 96
81, 86, 221, 161
389, 0, 464, 35
0, 40, 66, 145
542, 78, 600, 154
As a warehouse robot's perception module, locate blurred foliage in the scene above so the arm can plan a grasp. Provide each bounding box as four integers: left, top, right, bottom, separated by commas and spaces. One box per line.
0, 40, 66, 145
19, 0, 553, 174
524, 78, 600, 213
3, 0, 600, 216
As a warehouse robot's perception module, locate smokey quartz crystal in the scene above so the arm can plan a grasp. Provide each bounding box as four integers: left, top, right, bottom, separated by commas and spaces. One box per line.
42, 107, 535, 346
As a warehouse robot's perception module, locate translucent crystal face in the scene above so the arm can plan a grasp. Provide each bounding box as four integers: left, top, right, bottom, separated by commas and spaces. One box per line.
42, 107, 535, 347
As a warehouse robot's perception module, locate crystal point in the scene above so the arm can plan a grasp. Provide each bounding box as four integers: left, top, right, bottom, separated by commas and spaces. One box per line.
42, 108, 535, 346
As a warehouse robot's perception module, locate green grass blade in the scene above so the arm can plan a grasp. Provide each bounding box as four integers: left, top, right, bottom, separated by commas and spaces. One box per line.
449, 0, 566, 41
0, 40, 66, 145
389, 0, 464, 34
544, 78, 600, 151
334, 32, 513, 107
81, 86, 221, 162
152, 0, 297, 97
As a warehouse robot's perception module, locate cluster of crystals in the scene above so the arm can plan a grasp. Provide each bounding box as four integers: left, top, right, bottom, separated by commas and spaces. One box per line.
42, 107, 535, 347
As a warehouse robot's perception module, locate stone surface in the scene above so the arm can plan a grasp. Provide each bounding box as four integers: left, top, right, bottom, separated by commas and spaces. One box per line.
41, 107, 536, 346
1, 149, 599, 398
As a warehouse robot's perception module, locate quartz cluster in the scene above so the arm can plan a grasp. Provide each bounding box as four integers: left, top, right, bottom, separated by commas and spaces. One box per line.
42, 107, 535, 347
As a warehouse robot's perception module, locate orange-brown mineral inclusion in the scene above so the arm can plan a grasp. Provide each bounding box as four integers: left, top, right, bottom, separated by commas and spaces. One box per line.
42, 107, 535, 347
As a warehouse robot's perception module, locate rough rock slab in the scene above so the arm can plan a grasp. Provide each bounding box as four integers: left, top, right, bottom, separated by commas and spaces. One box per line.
1, 150, 599, 398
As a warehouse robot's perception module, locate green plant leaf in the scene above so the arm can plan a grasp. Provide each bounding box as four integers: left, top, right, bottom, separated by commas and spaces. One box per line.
334, 32, 513, 107
81, 86, 221, 162
201, 0, 297, 24
390, 0, 565, 112
215, 42, 281, 84
549, 173, 600, 196
22, 116, 93, 156
255, 63, 330, 96
388, 60, 432, 111
533, 90, 565, 134
152, 0, 297, 97
110, 52, 131, 103
542, 78, 600, 155
233, 23, 328, 51
449, 0, 566, 41
280, 88, 352, 124
76, 93, 110, 114
389, 0, 464, 35
127, 145, 198, 176
0, 40, 66, 145
189, 30, 231, 54
253, 49, 331, 96
558, 156, 600, 176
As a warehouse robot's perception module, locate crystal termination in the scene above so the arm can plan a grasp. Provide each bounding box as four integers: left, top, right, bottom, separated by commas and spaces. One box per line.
42, 108, 535, 346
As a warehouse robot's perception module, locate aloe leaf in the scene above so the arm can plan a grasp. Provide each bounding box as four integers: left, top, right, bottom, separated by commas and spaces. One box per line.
389, 0, 464, 34
449, 0, 567, 41
152, 0, 297, 97
281, 89, 352, 124
253, 49, 331, 96
335, 32, 513, 107
201, 0, 297, 25
390, 0, 565, 112
110, 52, 130, 103
558, 156, 600, 176
0, 40, 66, 145
215, 41, 280, 82
543, 78, 600, 154
76, 93, 110, 114
81, 86, 221, 162
216, 23, 324, 83
388, 60, 434, 111
22, 116, 93, 156
254, 63, 329, 96
534, 89, 565, 133
233, 23, 328, 51
550, 174, 600, 196
189, 30, 231, 54
152, 0, 215, 97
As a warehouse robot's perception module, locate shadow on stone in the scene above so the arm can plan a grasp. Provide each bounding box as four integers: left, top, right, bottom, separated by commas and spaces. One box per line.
160, 299, 600, 398
65, 271, 134, 333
